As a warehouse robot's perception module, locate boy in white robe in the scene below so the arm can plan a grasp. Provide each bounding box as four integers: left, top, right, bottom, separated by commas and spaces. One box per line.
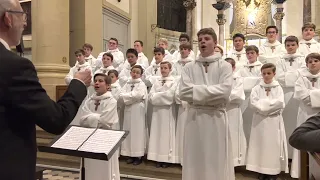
119, 65, 148, 165
259, 26, 285, 64
276, 36, 306, 159
235, 45, 263, 140
150, 38, 173, 65
75, 43, 98, 72
172, 43, 194, 78
180, 28, 235, 180
134, 40, 150, 69
147, 61, 178, 167
227, 33, 248, 72
145, 47, 165, 87
246, 63, 288, 180
172, 34, 195, 62
108, 69, 122, 131
225, 58, 247, 167
79, 73, 120, 180
291, 53, 320, 178
298, 22, 320, 57
95, 53, 115, 75
118, 48, 139, 87
65, 49, 92, 85
96, 38, 125, 71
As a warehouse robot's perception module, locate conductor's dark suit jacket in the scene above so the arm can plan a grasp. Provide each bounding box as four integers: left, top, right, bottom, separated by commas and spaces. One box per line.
0, 42, 87, 180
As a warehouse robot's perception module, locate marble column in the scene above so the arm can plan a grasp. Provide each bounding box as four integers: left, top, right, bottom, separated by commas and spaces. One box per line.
212, 2, 230, 46
32, 0, 70, 100
303, 0, 312, 24
273, 0, 286, 43
183, 0, 197, 47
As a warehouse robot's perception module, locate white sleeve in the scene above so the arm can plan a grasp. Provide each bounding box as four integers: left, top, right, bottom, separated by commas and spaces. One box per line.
149, 82, 177, 106
294, 76, 311, 105
120, 84, 147, 105
65, 67, 74, 85
229, 77, 245, 104
98, 99, 119, 129
79, 99, 100, 128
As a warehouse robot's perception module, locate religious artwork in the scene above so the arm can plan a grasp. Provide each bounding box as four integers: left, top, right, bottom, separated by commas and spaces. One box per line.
232, 0, 271, 36
157, 0, 186, 32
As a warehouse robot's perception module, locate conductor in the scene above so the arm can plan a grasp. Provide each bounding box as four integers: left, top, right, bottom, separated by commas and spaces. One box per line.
0, 0, 91, 179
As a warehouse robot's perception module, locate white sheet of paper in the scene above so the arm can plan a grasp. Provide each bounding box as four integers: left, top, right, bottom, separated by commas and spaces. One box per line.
51, 126, 95, 150
78, 129, 125, 155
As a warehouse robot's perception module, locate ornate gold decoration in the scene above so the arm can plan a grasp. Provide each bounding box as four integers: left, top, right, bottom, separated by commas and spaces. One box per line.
62, 57, 67, 63
273, 7, 285, 21
216, 14, 227, 26
233, 0, 271, 36
183, 0, 197, 10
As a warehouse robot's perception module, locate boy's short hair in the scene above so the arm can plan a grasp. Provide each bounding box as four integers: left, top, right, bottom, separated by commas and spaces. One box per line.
215, 44, 224, 54
157, 38, 168, 45
109, 37, 118, 44
266, 25, 278, 34
107, 69, 119, 78
160, 61, 172, 69
225, 58, 236, 68
103, 52, 114, 61
75, 49, 85, 55
131, 64, 144, 75
284, 36, 299, 45
261, 63, 276, 73
197, 28, 217, 42
126, 48, 138, 57
179, 43, 192, 51
134, 40, 143, 47
305, 53, 320, 63
82, 43, 93, 51
94, 73, 112, 85
154, 47, 165, 55
179, 34, 190, 42
246, 45, 259, 54
302, 22, 316, 32
232, 33, 246, 41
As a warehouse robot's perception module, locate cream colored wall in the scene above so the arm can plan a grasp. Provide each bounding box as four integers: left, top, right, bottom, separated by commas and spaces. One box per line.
283, 1, 303, 38
105, 0, 130, 14
201, 0, 219, 36
129, 0, 139, 48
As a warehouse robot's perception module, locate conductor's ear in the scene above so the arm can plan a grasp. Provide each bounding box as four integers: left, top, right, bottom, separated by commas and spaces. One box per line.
3, 12, 12, 28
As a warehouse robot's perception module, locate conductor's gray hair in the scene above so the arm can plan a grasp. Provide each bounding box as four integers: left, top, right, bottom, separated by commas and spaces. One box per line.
0, 0, 15, 17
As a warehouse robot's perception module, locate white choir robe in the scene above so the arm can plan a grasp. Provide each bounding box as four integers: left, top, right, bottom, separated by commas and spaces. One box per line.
120, 78, 148, 157
147, 76, 178, 163
235, 60, 262, 141
65, 62, 91, 85
226, 48, 247, 72
75, 54, 98, 72
144, 63, 162, 87
150, 50, 173, 65
246, 80, 288, 175
172, 57, 194, 78
78, 92, 120, 180
180, 54, 235, 180
259, 41, 285, 64
291, 68, 320, 178
174, 79, 189, 165
298, 39, 320, 57
172, 50, 195, 63
118, 63, 146, 87
137, 52, 150, 69
275, 53, 305, 158
111, 80, 122, 130
226, 74, 247, 167
94, 66, 115, 75
96, 48, 125, 70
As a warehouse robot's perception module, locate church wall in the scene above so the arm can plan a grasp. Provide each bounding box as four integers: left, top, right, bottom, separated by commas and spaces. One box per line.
105, 0, 130, 14
283, 1, 303, 39
129, 0, 139, 49
201, 0, 219, 38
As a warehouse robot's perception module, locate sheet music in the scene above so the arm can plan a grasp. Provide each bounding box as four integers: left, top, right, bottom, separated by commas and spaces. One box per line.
51, 126, 96, 150
78, 129, 125, 155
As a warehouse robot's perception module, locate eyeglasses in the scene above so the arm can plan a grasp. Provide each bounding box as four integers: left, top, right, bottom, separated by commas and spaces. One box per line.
6, 10, 28, 21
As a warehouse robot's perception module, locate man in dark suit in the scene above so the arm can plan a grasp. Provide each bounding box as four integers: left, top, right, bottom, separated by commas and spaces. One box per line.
0, 0, 92, 179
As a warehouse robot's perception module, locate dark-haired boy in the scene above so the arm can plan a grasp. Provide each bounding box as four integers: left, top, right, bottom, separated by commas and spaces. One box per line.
227, 33, 247, 71
172, 34, 195, 62
298, 22, 320, 56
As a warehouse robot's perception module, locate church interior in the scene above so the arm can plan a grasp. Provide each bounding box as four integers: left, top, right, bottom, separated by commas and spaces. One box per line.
14, 0, 320, 179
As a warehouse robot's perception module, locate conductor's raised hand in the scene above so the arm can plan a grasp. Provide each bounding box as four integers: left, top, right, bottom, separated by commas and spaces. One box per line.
74, 69, 92, 87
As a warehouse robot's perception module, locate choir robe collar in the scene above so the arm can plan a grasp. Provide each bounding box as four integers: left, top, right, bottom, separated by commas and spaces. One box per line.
138, 52, 146, 58
76, 61, 90, 68
259, 79, 280, 88
128, 78, 143, 84
298, 68, 320, 78
159, 76, 175, 82
107, 48, 120, 53
196, 53, 221, 63
153, 62, 162, 68
0, 38, 10, 50
91, 91, 113, 100
263, 40, 282, 47
300, 38, 318, 45
85, 54, 95, 60
177, 56, 193, 65
111, 80, 120, 88
244, 60, 262, 67
99, 66, 114, 72
231, 48, 246, 55
282, 52, 304, 61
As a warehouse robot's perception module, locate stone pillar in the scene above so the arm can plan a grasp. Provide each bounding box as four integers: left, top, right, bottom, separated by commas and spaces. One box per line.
32, 0, 70, 100
212, 2, 230, 46
303, 0, 312, 24
273, 0, 286, 43
183, 0, 197, 47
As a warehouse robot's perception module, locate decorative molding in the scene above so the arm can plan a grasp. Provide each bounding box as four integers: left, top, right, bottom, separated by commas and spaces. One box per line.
34, 64, 70, 74
183, 0, 197, 10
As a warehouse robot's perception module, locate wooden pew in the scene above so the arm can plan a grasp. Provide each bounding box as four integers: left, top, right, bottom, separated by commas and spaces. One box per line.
300, 151, 309, 180
309, 152, 320, 180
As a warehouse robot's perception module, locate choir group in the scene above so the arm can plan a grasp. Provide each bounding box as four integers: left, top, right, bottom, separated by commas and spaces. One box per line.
65, 22, 320, 180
